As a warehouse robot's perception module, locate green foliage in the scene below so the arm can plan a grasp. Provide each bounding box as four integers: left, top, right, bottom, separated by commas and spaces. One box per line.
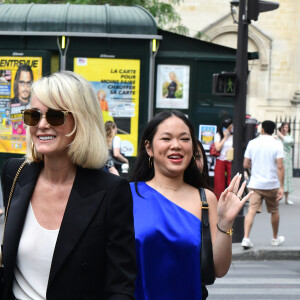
194, 31, 211, 42
174, 88, 182, 98
4, 0, 188, 35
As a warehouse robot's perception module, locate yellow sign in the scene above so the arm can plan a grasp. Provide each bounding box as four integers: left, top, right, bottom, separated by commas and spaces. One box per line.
74, 58, 140, 156
0, 56, 43, 153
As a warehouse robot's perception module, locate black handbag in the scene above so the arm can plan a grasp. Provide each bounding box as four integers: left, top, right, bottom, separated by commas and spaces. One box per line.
0, 160, 26, 299
199, 188, 215, 298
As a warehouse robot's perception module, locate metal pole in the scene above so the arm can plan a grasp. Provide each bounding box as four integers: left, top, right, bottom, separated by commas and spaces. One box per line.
232, 0, 248, 177
232, 0, 249, 243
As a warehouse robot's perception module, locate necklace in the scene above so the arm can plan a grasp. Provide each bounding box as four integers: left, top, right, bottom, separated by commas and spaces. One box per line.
154, 183, 180, 191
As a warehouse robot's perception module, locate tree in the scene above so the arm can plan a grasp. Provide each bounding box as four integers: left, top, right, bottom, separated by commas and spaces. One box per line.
4, 0, 189, 35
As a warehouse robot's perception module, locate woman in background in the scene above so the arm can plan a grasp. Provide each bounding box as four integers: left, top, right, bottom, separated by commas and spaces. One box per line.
277, 122, 294, 204
105, 121, 119, 176
112, 123, 129, 172
130, 110, 251, 300
213, 118, 233, 200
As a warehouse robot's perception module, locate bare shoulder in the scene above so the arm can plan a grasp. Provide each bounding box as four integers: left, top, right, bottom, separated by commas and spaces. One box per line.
203, 188, 218, 207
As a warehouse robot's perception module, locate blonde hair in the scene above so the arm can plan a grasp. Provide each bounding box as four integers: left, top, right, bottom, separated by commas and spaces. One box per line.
105, 121, 116, 149
97, 89, 106, 99
26, 71, 108, 169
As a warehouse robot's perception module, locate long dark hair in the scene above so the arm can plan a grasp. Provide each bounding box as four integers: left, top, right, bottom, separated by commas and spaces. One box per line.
217, 118, 233, 139
129, 110, 211, 193
196, 139, 211, 188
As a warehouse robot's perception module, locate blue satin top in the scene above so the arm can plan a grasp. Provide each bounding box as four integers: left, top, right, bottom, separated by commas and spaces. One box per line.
130, 182, 202, 300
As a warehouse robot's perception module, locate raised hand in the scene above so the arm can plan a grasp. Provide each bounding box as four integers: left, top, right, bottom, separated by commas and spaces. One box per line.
217, 173, 253, 229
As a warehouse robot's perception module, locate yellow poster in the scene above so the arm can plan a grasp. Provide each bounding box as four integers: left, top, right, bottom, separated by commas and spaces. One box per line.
74, 58, 140, 156
0, 56, 42, 153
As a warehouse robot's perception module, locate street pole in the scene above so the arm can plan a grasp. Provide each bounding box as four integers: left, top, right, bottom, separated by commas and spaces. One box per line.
232, 0, 249, 242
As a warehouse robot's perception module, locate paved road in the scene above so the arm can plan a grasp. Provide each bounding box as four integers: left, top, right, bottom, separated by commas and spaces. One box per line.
207, 260, 300, 299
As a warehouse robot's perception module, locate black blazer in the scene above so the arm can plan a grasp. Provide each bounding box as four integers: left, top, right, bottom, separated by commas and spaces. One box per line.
1, 158, 136, 300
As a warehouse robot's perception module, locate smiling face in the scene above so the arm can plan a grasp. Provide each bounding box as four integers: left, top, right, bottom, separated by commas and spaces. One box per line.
145, 115, 193, 179
30, 94, 75, 160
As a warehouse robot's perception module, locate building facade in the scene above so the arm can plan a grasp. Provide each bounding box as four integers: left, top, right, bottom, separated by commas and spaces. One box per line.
174, 0, 300, 123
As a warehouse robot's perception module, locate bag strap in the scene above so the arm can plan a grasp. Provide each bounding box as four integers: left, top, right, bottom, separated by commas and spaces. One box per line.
0, 161, 26, 267
200, 188, 209, 227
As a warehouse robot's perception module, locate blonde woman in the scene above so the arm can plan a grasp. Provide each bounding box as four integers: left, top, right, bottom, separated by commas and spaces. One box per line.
166, 71, 180, 98
1, 71, 136, 300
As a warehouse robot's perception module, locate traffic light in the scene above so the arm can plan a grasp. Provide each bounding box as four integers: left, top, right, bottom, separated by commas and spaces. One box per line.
212, 72, 237, 96
247, 0, 279, 21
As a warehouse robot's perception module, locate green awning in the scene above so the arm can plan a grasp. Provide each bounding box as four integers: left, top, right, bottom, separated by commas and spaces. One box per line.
0, 3, 160, 39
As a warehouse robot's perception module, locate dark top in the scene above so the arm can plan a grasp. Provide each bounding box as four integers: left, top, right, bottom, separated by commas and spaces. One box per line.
1, 158, 137, 300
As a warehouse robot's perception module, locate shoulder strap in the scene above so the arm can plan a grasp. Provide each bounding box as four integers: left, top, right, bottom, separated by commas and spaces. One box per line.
0, 160, 26, 267
199, 188, 209, 227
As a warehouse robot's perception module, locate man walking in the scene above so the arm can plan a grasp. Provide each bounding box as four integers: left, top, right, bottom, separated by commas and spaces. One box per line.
242, 120, 285, 249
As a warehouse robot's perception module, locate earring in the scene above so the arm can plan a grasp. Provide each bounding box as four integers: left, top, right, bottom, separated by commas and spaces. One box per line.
192, 155, 197, 165
31, 143, 42, 163
149, 156, 153, 168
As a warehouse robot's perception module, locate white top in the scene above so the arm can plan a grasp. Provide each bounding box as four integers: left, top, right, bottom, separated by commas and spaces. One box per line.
13, 202, 59, 300
214, 133, 233, 161
244, 135, 284, 190
112, 135, 121, 150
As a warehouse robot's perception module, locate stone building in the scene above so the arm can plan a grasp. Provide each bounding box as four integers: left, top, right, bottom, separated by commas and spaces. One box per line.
174, 0, 300, 123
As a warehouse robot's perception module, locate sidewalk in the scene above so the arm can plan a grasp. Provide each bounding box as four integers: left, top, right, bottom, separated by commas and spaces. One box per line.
232, 177, 300, 260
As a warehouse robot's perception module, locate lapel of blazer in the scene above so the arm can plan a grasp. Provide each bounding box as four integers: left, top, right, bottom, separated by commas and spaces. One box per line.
3, 162, 43, 284
48, 167, 106, 286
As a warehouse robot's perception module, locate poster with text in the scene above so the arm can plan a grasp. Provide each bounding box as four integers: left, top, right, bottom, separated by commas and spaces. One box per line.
199, 124, 217, 176
156, 64, 190, 109
0, 56, 42, 153
74, 57, 140, 156
199, 124, 217, 150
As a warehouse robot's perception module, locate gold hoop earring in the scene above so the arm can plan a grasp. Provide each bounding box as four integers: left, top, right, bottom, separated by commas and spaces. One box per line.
149, 156, 153, 168
31, 143, 42, 163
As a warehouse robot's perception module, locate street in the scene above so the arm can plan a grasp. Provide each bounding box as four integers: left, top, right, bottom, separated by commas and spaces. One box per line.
207, 260, 300, 299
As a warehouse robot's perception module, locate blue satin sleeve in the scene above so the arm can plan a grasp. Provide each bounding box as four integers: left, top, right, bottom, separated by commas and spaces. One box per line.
130, 182, 202, 300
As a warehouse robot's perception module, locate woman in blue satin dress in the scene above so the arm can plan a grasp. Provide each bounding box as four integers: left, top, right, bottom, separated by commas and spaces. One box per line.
130, 110, 251, 300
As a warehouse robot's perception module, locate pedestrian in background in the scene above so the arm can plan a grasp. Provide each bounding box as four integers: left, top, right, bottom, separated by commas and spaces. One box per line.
105, 121, 120, 176
130, 110, 250, 300
1, 71, 136, 300
277, 121, 294, 204
242, 120, 285, 249
111, 122, 129, 172
213, 118, 233, 199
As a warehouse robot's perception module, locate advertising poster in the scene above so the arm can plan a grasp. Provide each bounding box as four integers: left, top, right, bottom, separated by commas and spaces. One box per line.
74, 58, 140, 156
199, 124, 217, 176
156, 64, 190, 109
0, 56, 42, 153
199, 124, 217, 150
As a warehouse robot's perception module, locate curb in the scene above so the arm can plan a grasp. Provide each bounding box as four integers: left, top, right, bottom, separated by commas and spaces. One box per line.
232, 246, 300, 261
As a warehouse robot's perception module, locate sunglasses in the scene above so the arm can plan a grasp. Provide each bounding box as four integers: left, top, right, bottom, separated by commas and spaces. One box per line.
21, 109, 69, 127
